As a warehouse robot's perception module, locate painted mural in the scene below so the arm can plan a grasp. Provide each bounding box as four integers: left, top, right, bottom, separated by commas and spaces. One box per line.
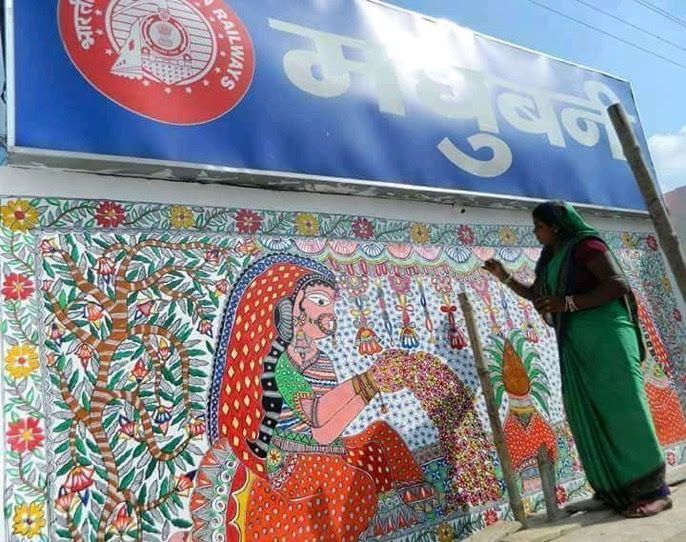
1, 197, 686, 542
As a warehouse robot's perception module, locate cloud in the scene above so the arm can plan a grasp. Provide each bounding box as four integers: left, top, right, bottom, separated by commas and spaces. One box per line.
648, 126, 686, 193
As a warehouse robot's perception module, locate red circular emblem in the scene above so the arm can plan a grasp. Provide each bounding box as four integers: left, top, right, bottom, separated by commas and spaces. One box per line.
58, 0, 255, 125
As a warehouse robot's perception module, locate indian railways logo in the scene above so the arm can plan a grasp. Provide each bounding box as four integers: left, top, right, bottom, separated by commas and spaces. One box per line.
59, 0, 255, 125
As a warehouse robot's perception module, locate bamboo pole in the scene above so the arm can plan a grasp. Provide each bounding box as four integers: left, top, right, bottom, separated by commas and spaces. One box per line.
537, 447, 565, 521
458, 292, 527, 526
608, 103, 686, 305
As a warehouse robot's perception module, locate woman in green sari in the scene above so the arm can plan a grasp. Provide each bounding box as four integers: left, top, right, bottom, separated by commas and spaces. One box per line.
484, 200, 672, 517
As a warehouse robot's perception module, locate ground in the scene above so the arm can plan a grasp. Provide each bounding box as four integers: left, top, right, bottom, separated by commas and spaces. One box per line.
467, 465, 686, 542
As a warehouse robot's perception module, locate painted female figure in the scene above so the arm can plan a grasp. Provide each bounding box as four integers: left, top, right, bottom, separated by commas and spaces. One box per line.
201, 255, 437, 541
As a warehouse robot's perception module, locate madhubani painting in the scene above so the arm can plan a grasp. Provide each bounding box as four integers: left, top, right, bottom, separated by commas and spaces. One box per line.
1, 197, 685, 542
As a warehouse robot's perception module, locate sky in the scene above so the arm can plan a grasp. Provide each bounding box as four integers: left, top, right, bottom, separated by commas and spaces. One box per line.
387, 0, 686, 194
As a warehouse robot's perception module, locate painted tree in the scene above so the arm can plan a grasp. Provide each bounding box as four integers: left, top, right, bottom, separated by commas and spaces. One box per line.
40, 232, 242, 541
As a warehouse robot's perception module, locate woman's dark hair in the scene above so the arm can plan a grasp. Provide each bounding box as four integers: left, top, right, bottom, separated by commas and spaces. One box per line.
532, 201, 574, 240
532, 201, 568, 291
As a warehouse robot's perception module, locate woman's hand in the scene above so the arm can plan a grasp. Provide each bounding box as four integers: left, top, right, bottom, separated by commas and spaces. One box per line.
483, 259, 509, 282
534, 296, 566, 314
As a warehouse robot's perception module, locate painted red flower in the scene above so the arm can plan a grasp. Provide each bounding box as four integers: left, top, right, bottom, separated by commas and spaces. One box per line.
351, 217, 375, 240
2, 274, 35, 301
457, 225, 475, 245
667, 450, 677, 466
95, 201, 126, 228
234, 209, 262, 234
646, 235, 658, 251
555, 485, 568, 505
484, 509, 498, 526
7, 417, 44, 453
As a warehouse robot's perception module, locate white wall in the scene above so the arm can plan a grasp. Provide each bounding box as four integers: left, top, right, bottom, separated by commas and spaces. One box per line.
0, 165, 654, 234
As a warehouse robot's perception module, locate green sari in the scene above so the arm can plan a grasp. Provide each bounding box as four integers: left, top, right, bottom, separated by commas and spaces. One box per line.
538, 203, 666, 510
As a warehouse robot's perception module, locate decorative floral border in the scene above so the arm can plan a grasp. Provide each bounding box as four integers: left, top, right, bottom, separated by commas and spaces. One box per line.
1, 196, 684, 542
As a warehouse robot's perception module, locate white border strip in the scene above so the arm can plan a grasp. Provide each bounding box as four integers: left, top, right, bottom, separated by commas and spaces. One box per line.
8, 146, 650, 217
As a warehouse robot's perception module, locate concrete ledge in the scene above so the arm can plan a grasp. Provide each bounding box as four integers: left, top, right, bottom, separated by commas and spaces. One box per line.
502, 509, 617, 542
464, 521, 523, 542
667, 464, 686, 487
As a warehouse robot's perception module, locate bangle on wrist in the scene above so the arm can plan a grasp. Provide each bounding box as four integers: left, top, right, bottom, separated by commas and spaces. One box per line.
565, 295, 579, 313
503, 273, 514, 285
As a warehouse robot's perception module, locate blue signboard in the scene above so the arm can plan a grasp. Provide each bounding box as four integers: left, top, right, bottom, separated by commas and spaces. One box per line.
7, 0, 650, 210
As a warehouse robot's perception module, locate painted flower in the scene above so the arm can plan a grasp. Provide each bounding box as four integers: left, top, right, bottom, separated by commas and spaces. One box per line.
6, 344, 39, 379
621, 232, 637, 249
7, 417, 44, 453
157, 338, 171, 360
457, 224, 475, 245
555, 486, 568, 505
95, 201, 126, 228
351, 217, 375, 240
484, 509, 499, 526
12, 502, 46, 538
666, 450, 677, 466
205, 248, 220, 265
109, 506, 133, 535
236, 238, 260, 256
175, 471, 197, 496
84, 304, 103, 329
215, 279, 229, 296
45, 352, 57, 368
64, 465, 95, 493
499, 227, 518, 245
409, 223, 430, 244
169, 205, 194, 229
49, 323, 65, 345
1, 199, 39, 232
267, 448, 283, 467
197, 319, 213, 337
2, 273, 35, 301
39, 238, 59, 255
118, 415, 139, 440
55, 486, 78, 514
135, 299, 154, 318
97, 257, 115, 280
646, 235, 658, 251
674, 309, 682, 323
154, 406, 173, 435
186, 415, 206, 438
436, 523, 455, 542
75, 343, 94, 369
234, 209, 263, 234
64, 465, 95, 504
294, 213, 320, 236
131, 358, 148, 383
